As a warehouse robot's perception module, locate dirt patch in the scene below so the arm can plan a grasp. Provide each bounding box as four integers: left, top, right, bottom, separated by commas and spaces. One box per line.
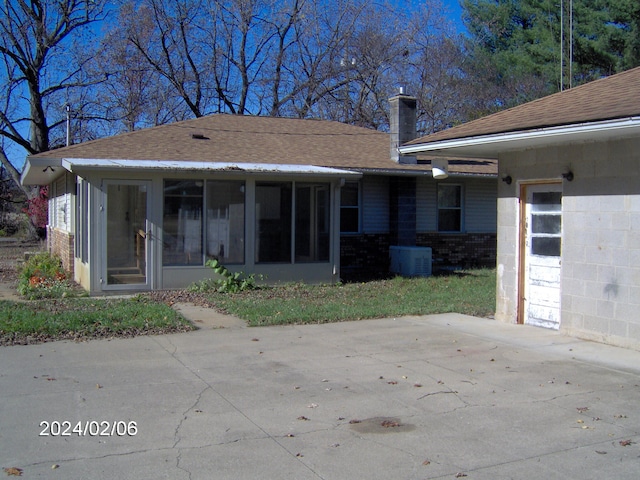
0, 238, 44, 298
348, 417, 415, 434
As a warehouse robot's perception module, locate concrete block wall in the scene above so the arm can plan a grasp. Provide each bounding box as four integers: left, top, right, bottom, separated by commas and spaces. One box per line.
498, 136, 640, 350
560, 139, 640, 349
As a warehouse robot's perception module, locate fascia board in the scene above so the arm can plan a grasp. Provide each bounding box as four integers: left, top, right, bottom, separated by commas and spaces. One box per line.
399, 117, 640, 157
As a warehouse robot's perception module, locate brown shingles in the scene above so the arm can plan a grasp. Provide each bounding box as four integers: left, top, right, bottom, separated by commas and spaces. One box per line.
406, 66, 640, 146
30, 114, 497, 175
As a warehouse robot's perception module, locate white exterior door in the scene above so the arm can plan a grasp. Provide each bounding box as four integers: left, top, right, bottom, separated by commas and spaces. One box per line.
102, 180, 152, 291
522, 183, 562, 329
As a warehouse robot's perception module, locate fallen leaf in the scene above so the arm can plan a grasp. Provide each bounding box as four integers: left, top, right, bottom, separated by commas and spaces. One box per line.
286, 433, 295, 437
577, 419, 584, 424
595, 451, 607, 455
4, 467, 22, 476
349, 419, 361, 424
619, 439, 633, 446
96, 384, 102, 389
251, 338, 259, 342
577, 407, 589, 413
307, 403, 318, 408
296, 453, 303, 457
297, 416, 309, 421
414, 383, 423, 388
455, 473, 467, 478
387, 381, 398, 385
422, 460, 431, 466
51, 465, 59, 469
614, 414, 627, 419
46, 377, 56, 381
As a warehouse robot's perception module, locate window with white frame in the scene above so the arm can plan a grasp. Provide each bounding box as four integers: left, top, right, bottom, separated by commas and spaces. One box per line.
340, 181, 360, 233
437, 184, 462, 232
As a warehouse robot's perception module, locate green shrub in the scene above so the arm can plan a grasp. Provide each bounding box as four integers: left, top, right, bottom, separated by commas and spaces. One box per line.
189, 258, 261, 293
17, 252, 73, 299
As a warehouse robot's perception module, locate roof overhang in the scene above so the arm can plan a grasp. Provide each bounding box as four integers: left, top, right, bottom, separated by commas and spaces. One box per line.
398, 117, 640, 158
21, 158, 362, 185
20, 157, 66, 185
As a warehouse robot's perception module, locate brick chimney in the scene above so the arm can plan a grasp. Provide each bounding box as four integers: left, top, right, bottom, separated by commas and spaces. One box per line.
389, 89, 417, 164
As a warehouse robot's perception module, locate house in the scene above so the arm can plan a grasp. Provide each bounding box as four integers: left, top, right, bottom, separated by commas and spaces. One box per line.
21, 94, 497, 294
400, 67, 640, 350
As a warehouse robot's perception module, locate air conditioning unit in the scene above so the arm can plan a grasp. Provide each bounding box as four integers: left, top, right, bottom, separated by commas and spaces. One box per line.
389, 246, 432, 277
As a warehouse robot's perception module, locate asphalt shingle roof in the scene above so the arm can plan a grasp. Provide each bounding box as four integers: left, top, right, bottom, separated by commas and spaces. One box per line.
405, 65, 640, 147
29, 114, 497, 176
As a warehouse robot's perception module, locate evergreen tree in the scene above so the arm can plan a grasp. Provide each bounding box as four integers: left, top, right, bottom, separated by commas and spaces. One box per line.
461, 0, 640, 108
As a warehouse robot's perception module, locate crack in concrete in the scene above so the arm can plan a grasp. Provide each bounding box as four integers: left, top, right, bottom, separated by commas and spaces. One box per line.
151, 336, 327, 479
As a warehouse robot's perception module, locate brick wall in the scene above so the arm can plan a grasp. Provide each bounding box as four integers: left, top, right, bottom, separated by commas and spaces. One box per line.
340, 232, 496, 282
417, 233, 496, 270
48, 227, 75, 275
340, 234, 391, 282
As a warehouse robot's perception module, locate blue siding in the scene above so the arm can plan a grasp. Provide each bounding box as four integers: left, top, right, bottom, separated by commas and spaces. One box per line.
362, 176, 389, 233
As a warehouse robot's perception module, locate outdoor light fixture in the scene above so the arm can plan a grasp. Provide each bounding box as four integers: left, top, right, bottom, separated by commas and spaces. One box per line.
562, 170, 574, 181
431, 159, 449, 180
502, 175, 512, 185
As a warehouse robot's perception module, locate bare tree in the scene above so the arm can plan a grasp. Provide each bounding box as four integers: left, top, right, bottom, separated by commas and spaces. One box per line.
0, 0, 107, 196
122, 0, 211, 118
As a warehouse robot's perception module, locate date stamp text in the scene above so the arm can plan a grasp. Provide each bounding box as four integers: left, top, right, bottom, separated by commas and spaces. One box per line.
39, 421, 137, 437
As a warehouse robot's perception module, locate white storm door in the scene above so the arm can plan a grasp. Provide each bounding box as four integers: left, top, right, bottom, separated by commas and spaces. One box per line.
103, 181, 152, 290
523, 183, 562, 329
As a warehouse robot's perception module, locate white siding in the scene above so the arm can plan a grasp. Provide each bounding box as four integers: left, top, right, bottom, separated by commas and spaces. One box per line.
361, 176, 389, 233
50, 175, 72, 232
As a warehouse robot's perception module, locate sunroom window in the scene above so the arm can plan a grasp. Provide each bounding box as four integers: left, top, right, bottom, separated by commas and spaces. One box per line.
206, 180, 245, 264
163, 180, 203, 266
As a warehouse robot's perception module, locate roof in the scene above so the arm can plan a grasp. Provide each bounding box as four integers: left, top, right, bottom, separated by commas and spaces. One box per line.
402, 66, 640, 157
22, 114, 496, 185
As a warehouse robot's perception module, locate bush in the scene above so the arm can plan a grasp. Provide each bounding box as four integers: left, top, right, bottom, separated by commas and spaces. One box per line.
188, 258, 261, 293
17, 252, 73, 299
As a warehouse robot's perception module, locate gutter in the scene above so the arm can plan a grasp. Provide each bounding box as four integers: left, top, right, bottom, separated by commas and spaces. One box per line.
398, 116, 640, 155
341, 167, 497, 178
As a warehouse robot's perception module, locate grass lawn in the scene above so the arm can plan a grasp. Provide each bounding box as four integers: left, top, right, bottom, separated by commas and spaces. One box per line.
202, 269, 496, 326
0, 297, 194, 346
0, 268, 496, 345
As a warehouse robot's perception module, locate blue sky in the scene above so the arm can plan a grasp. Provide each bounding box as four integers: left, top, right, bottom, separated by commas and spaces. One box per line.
443, 0, 466, 32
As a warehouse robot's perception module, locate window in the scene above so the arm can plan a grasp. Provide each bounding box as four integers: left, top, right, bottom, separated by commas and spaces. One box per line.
530, 191, 562, 256
76, 178, 89, 263
340, 181, 360, 233
295, 184, 330, 262
438, 184, 462, 232
206, 180, 245, 264
255, 182, 292, 263
163, 180, 203, 266
255, 181, 331, 263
